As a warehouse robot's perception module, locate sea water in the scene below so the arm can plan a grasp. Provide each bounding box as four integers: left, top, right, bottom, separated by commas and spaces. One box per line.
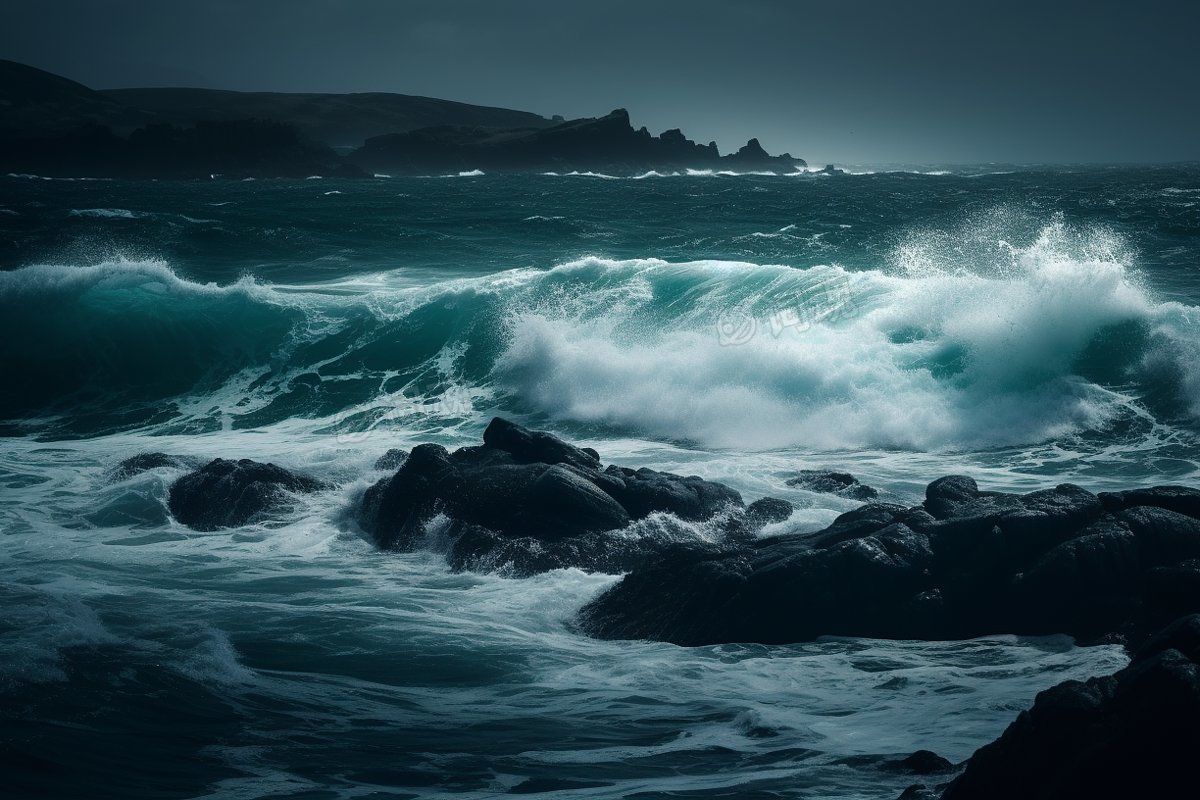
2, 165, 1197, 798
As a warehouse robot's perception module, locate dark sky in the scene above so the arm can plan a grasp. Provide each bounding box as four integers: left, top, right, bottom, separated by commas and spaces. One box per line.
3, 0, 1197, 164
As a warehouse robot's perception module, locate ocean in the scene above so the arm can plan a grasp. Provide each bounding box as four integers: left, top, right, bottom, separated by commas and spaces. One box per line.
2, 165, 1197, 798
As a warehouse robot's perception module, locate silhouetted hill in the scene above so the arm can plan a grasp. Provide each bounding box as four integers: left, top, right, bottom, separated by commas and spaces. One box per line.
0, 60, 804, 178
101, 87, 555, 147
0, 119, 360, 179
0, 59, 149, 135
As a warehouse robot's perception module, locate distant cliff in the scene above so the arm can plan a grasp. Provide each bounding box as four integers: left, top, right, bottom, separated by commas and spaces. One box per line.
349, 109, 805, 174
0, 60, 804, 179
100, 87, 556, 148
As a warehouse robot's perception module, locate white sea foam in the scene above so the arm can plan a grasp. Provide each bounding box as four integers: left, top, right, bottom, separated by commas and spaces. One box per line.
490, 218, 1183, 451
68, 207, 146, 219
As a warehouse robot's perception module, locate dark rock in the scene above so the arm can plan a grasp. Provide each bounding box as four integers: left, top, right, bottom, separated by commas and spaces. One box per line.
1118, 505, 1200, 562
1139, 560, 1200, 637
802, 503, 909, 549
516, 465, 632, 540
1011, 517, 1142, 638
446, 520, 733, 578
580, 475, 1200, 646
357, 419, 745, 573
349, 108, 805, 175
787, 469, 879, 501
730, 138, 769, 162
582, 522, 937, 645
483, 417, 600, 471
924, 476, 987, 519
1099, 485, 1200, 519
167, 458, 329, 531
373, 448, 408, 471
940, 615, 1200, 800
884, 750, 954, 775
600, 465, 743, 521
359, 443, 464, 549
111, 452, 198, 481
745, 497, 795, 529
1135, 612, 1200, 662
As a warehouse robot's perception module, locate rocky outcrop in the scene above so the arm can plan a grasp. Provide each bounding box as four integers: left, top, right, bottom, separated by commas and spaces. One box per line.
356, 418, 785, 575
580, 476, 1200, 646
167, 458, 330, 531
349, 109, 805, 175
929, 614, 1200, 800
787, 469, 879, 500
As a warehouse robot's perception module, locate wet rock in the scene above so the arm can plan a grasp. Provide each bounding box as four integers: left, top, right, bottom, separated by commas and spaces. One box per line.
358, 418, 745, 572
1099, 485, 1200, 520
482, 417, 600, 471
446, 520, 733, 577
923, 475, 989, 519
802, 503, 909, 549
600, 465, 743, 521
168, 458, 329, 531
373, 448, 408, 471
359, 443, 466, 549
940, 614, 1200, 800
582, 522, 937, 645
745, 496, 794, 529
580, 475, 1200, 646
513, 465, 632, 540
884, 750, 955, 775
787, 470, 879, 501
111, 452, 198, 481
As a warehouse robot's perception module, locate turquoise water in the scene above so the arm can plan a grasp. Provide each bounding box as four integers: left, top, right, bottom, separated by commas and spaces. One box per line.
1, 166, 1197, 798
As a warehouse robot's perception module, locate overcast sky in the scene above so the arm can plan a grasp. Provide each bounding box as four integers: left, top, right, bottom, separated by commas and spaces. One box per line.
2, 0, 1197, 164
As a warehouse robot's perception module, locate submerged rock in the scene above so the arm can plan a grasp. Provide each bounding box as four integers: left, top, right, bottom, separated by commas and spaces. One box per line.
357, 418, 753, 574
111, 452, 199, 481
939, 614, 1200, 800
580, 475, 1200, 646
787, 469, 879, 500
168, 458, 329, 531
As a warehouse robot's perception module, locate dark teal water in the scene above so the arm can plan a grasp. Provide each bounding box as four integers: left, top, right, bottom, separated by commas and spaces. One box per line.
1, 166, 1197, 798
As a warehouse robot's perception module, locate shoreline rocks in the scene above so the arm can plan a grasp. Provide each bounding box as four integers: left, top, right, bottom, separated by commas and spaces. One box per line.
167, 458, 330, 531
787, 469, 879, 500
924, 614, 1200, 800
580, 475, 1200, 648
356, 418, 775, 575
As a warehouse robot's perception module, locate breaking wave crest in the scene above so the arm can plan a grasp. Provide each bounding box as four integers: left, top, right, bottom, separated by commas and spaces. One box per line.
2, 217, 1196, 449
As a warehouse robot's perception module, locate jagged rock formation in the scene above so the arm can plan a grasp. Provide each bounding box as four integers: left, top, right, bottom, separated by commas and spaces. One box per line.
356, 418, 788, 576
787, 469, 880, 500
0, 60, 805, 178
167, 458, 330, 531
580, 475, 1200, 647
349, 109, 805, 175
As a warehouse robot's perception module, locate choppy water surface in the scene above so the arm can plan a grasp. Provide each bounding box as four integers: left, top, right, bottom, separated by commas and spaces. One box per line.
3, 165, 1198, 798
